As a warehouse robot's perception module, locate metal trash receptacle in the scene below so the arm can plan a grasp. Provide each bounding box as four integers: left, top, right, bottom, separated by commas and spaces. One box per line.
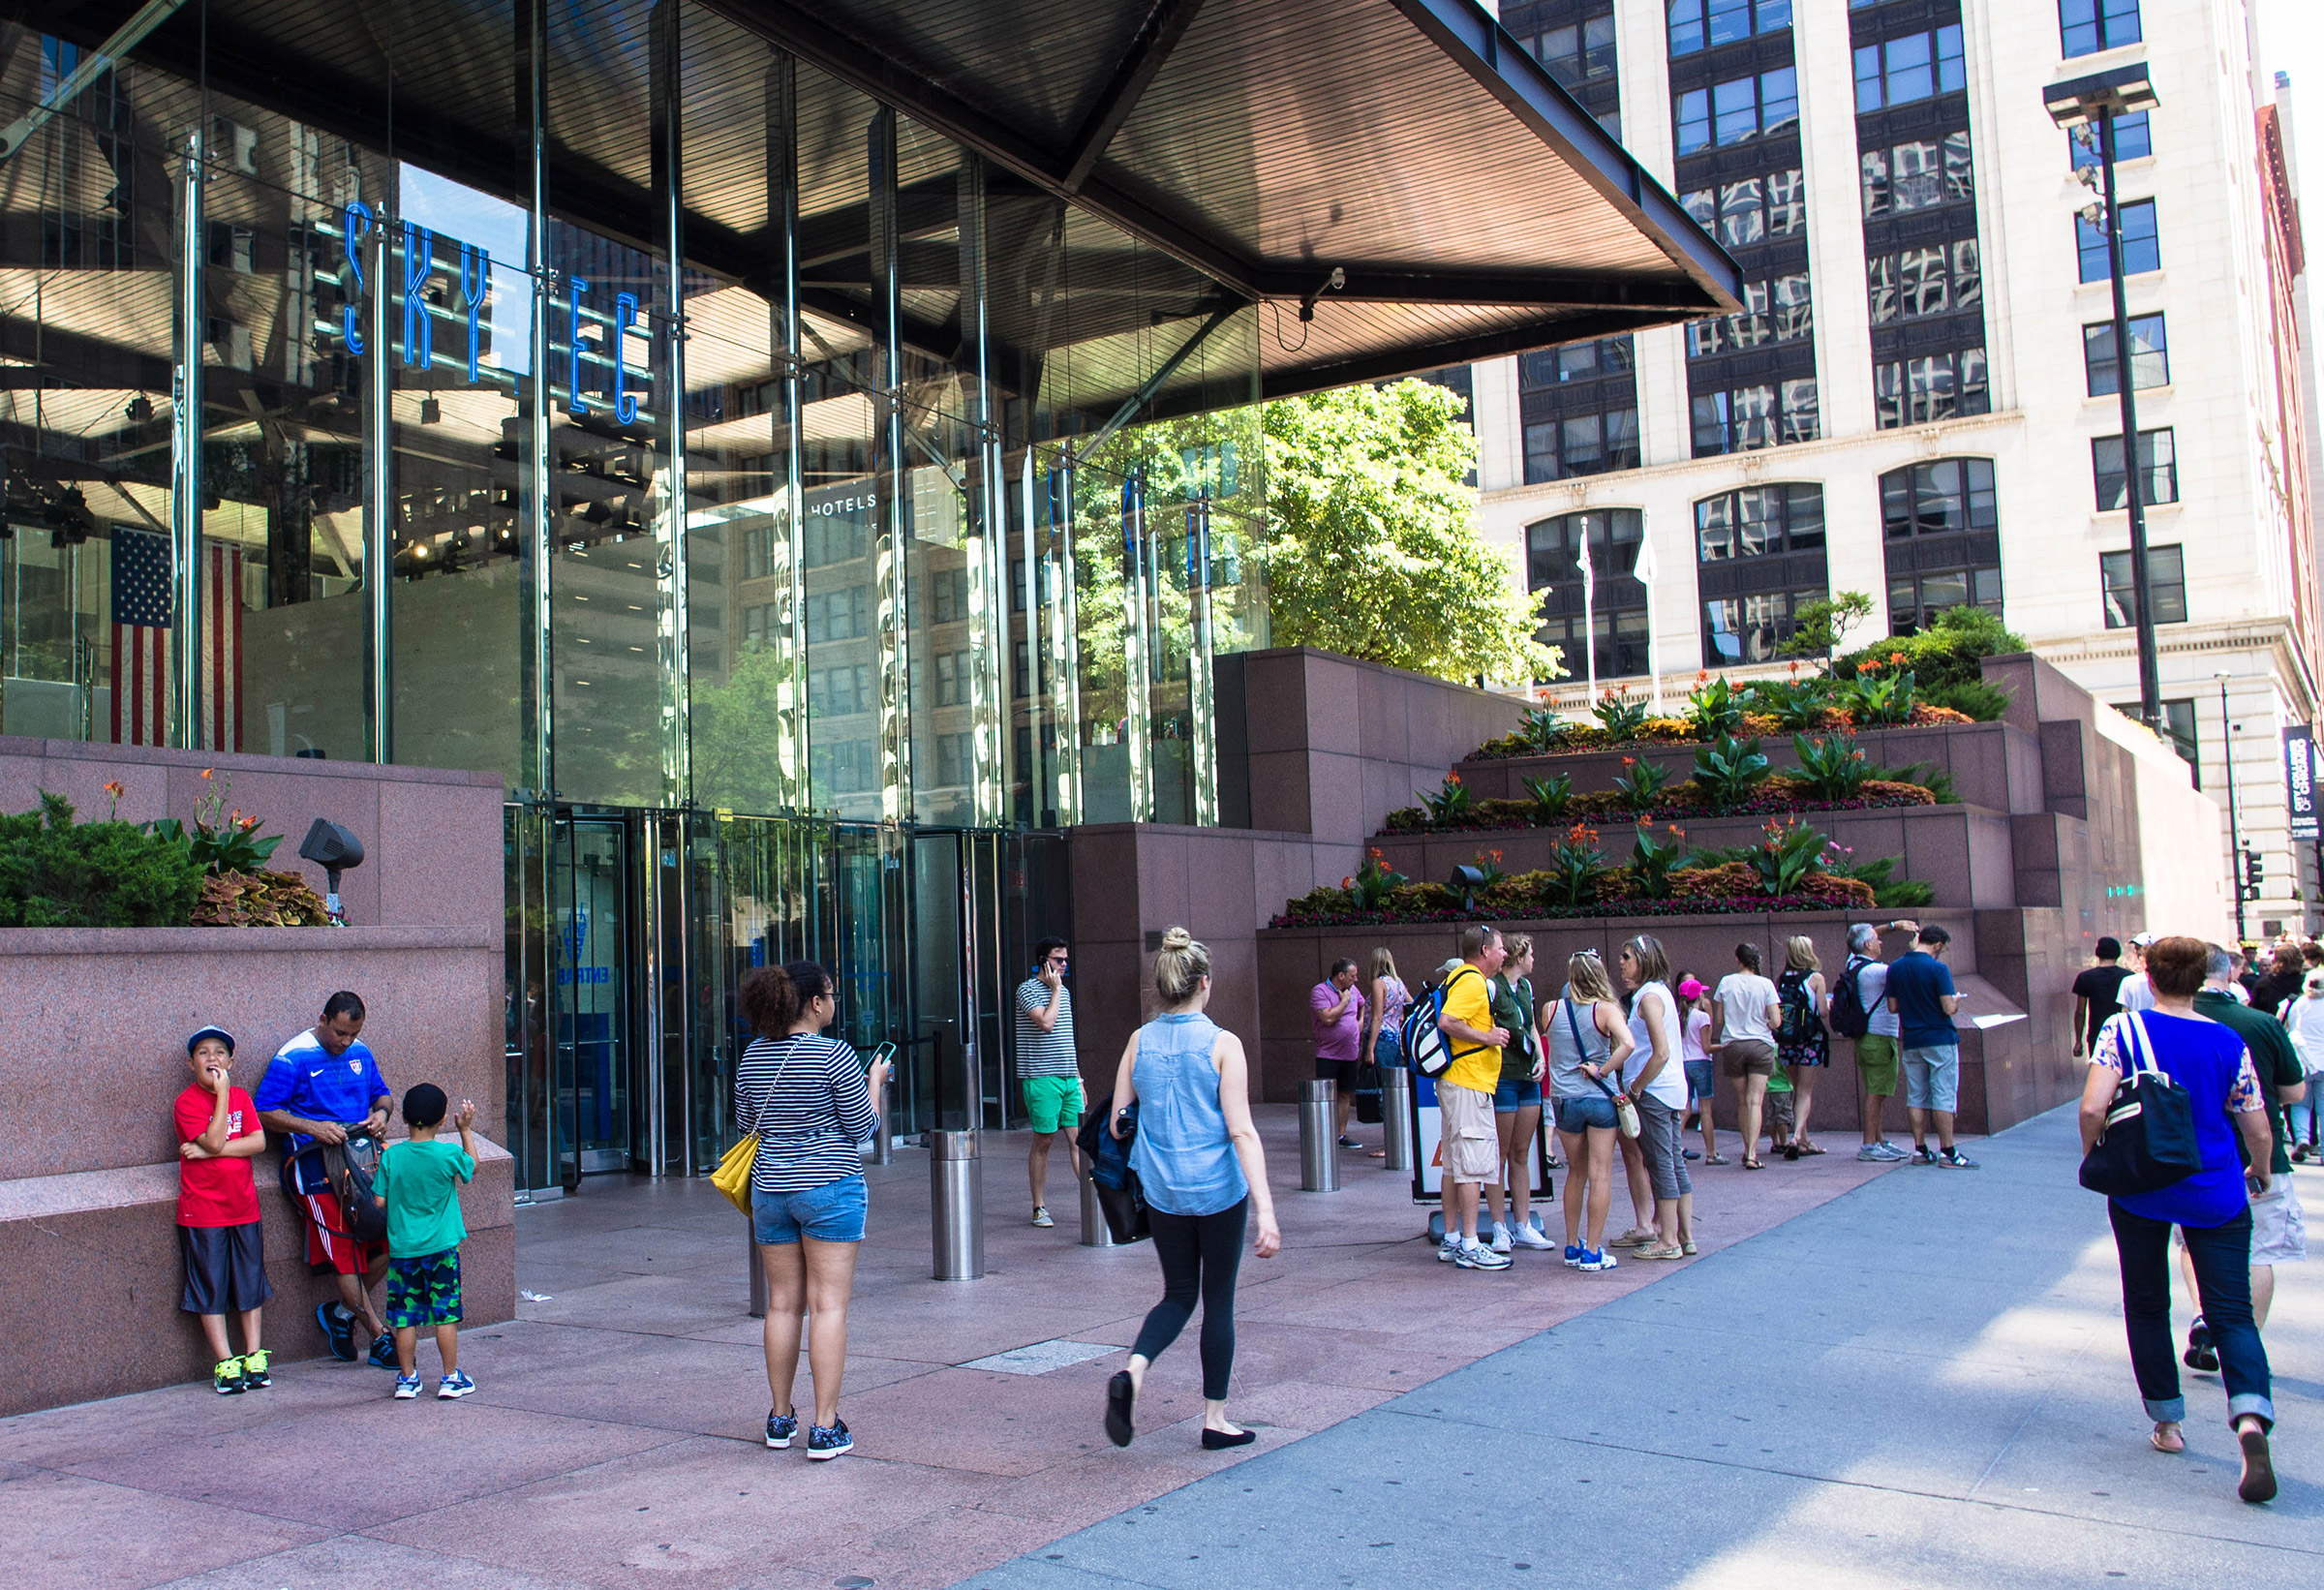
931, 1128, 985, 1279
1300, 1079, 1340, 1192
1380, 1065, 1415, 1173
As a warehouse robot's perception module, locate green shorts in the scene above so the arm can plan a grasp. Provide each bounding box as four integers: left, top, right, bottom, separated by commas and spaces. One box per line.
1023, 1074, 1086, 1135
1855, 1035, 1901, 1097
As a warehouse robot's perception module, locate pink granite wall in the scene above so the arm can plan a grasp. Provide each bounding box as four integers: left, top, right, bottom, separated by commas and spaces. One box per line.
0, 741, 508, 1416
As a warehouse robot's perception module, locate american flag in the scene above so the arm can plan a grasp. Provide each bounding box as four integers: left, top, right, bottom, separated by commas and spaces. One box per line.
110, 530, 243, 750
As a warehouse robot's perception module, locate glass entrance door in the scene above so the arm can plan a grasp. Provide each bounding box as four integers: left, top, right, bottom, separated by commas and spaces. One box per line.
555, 816, 634, 1175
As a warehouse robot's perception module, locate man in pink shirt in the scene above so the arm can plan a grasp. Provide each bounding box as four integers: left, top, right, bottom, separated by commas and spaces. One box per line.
1311, 959, 1367, 1149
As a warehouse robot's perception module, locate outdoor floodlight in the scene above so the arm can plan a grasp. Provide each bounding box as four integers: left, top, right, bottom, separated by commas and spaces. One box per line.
1449, 864, 1484, 913
299, 818, 364, 923
2043, 61, 2158, 128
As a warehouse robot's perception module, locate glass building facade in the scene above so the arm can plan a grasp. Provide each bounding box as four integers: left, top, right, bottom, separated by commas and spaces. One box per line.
0, 4, 1267, 1193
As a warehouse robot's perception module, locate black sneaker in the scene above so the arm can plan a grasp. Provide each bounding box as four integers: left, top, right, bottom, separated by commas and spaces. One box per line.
807, 1419, 853, 1460
1911, 1145, 1940, 1166
316, 1302, 356, 1362
367, 1332, 399, 1370
765, 1411, 798, 1450
212, 1357, 246, 1395
2185, 1319, 2219, 1373
239, 1348, 272, 1389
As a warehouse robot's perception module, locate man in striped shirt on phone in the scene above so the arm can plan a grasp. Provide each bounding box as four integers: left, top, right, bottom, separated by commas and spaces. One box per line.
1019, 937, 1084, 1229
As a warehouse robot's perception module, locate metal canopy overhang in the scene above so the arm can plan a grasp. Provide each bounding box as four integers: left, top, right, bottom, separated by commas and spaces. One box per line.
15, 0, 1739, 410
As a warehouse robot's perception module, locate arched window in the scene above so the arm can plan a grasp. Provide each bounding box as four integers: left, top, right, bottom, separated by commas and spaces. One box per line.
1526, 508, 1648, 683
1880, 458, 2002, 634
1695, 484, 1828, 666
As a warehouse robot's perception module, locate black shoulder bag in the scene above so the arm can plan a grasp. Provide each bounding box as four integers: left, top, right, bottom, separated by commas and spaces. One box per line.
2078, 1013, 2202, 1198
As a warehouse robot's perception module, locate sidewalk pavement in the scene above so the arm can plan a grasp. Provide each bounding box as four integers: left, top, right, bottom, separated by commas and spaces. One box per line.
0, 1108, 1885, 1590
963, 1104, 2322, 1590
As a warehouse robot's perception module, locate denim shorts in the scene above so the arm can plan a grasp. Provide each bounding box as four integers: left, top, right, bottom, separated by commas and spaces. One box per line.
751, 1174, 869, 1245
1552, 1094, 1617, 1134
1493, 1077, 1544, 1113
1682, 1058, 1715, 1102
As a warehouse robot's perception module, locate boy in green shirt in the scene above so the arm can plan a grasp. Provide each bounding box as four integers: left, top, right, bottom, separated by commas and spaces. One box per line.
373, 1084, 477, 1401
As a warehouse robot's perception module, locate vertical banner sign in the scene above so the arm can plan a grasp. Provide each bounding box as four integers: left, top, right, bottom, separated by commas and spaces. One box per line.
2287, 726, 2319, 841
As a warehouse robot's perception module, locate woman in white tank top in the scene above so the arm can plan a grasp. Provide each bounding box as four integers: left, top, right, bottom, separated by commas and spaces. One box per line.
1619, 934, 1695, 1259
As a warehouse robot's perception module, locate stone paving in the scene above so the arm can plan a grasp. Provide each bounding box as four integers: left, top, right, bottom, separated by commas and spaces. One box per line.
0, 1108, 1885, 1589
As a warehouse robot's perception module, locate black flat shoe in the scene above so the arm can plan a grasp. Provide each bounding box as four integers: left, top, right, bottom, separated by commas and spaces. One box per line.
1202, 1426, 1257, 1450
1105, 1370, 1135, 1448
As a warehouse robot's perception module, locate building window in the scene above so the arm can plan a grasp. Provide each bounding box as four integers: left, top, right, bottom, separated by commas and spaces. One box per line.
2100, 545, 2186, 627
1681, 168, 1807, 250
804, 584, 869, 643
1704, 591, 1828, 666
2061, 0, 2140, 58
2078, 199, 2158, 281
2093, 429, 2178, 510
2118, 697, 2199, 783
2070, 111, 2151, 167
2083, 314, 2168, 395
1873, 349, 1987, 428
1532, 9, 1617, 86
1866, 240, 1980, 324
1687, 273, 1814, 357
1519, 337, 1633, 389
1882, 457, 1997, 539
1675, 68, 1799, 155
1667, 0, 1791, 57
1523, 410, 1641, 482
1889, 564, 2003, 634
1861, 133, 1972, 218
1696, 483, 1825, 561
1519, 335, 1638, 483
1527, 508, 1649, 681
1853, 26, 1965, 112
1693, 381, 1818, 456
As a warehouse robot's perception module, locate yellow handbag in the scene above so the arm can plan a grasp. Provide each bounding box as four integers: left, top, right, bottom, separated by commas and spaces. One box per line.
712, 1132, 757, 1214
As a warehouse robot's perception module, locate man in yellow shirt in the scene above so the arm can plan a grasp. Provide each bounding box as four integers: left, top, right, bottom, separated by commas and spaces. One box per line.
1437, 925, 1513, 1270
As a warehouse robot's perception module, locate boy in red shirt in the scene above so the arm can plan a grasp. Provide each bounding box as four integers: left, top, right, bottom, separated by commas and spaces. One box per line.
175, 1025, 274, 1394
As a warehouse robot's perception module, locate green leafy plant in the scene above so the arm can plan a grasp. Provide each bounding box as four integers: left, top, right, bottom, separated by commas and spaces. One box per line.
0, 791, 204, 927
1684, 674, 1754, 740
1471, 848, 1509, 890
1592, 693, 1650, 741
1418, 772, 1475, 825
1691, 733, 1772, 811
1888, 761, 1961, 807
192, 870, 333, 927
1749, 815, 1828, 898
1792, 734, 1874, 801
1756, 674, 1841, 733
1544, 824, 1606, 908
1835, 663, 1917, 726
1519, 705, 1571, 751
1521, 772, 1573, 824
1611, 755, 1674, 812
1351, 848, 1409, 911
1920, 679, 2011, 721
1779, 590, 1875, 665
1628, 824, 1693, 900
149, 769, 286, 877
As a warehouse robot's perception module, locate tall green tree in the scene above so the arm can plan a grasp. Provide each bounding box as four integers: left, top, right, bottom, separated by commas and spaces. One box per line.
1259, 381, 1557, 684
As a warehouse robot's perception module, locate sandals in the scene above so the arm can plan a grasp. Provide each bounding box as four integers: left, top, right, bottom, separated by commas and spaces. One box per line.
1636, 1242, 1686, 1261
1795, 1142, 1827, 1156
1742, 1158, 1765, 1170
1703, 1154, 1730, 1166
2149, 1422, 2185, 1454
1680, 1239, 1698, 1256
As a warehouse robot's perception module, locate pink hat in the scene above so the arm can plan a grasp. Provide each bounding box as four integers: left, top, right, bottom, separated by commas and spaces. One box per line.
1677, 977, 1707, 999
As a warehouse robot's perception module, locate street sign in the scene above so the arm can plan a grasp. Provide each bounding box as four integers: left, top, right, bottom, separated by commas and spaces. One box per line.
2287, 725, 2318, 841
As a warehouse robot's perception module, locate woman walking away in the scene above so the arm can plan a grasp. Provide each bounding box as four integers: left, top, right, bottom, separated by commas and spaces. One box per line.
1619, 935, 1695, 1258
1545, 951, 1636, 1271
1776, 936, 1831, 1157
1678, 975, 1725, 1165
1485, 935, 1551, 1251
1361, 949, 1412, 1159
1714, 943, 1783, 1170
738, 963, 889, 1461
2078, 934, 2278, 1503
2281, 969, 2324, 1160
1105, 928, 1282, 1451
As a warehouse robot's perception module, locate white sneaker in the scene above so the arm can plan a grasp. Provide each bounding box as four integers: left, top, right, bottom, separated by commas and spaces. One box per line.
1489, 1222, 1514, 1255
1454, 1240, 1512, 1270
1437, 1236, 1460, 1262
1872, 1141, 1911, 1162
1030, 1207, 1055, 1228
1511, 1221, 1556, 1250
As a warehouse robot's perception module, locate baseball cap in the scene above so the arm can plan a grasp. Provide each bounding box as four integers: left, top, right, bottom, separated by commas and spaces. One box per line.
1677, 977, 1707, 998
2130, 932, 2156, 948
185, 1024, 235, 1056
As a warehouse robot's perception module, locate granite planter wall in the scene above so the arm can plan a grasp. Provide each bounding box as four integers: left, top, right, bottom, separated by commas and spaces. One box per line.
0, 741, 508, 1417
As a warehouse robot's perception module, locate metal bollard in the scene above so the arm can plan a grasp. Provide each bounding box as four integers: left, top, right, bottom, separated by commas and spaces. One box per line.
1079, 1164, 1119, 1247
867, 1108, 893, 1166
1300, 1079, 1340, 1192
931, 1128, 986, 1280
1380, 1065, 1415, 1173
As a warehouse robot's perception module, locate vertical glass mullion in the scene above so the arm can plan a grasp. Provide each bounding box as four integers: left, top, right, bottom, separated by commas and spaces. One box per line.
1118, 471, 1151, 819
868, 108, 910, 822
1189, 496, 1218, 825
960, 154, 1004, 827
651, 0, 688, 810
1019, 457, 1045, 822
364, 220, 392, 760
767, 51, 809, 811
169, 124, 202, 749
1054, 463, 1083, 823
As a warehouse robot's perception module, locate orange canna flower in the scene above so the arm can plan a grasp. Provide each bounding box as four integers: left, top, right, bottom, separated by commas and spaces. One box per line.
1342, 876, 1355, 889
1447, 772, 1463, 785
103, 780, 125, 799
199, 768, 214, 780
1488, 849, 1503, 865
1889, 651, 1907, 665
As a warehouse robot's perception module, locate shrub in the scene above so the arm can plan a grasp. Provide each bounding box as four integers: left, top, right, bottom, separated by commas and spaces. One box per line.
1627, 824, 1692, 899
1419, 773, 1475, 824
192, 870, 332, 927
1835, 664, 1916, 726
1692, 734, 1772, 811
1684, 675, 1754, 740
1856, 779, 1940, 808
1670, 861, 1756, 899
1836, 606, 2025, 690
1522, 773, 1573, 823
1908, 701, 1977, 726
1822, 852, 1937, 909
1593, 694, 1651, 741
1480, 870, 1553, 917
1611, 756, 1674, 813
0, 791, 204, 928
1793, 734, 1874, 801
1919, 679, 2010, 721
1748, 816, 1827, 898
1389, 880, 1458, 914
1639, 716, 1697, 743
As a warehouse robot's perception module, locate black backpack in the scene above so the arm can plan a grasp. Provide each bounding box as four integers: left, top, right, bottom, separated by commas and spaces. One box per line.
1830, 956, 1875, 1040
281, 1130, 389, 1244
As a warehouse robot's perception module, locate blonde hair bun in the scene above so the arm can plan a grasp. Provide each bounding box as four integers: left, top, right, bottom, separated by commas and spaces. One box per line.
1154, 926, 1211, 1004
1161, 926, 1195, 953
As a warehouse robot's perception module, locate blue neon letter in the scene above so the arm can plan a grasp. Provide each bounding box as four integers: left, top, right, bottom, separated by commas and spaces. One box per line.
612, 291, 639, 424
401, 222, 434, 369
566, 275, 592, 415
342, 201, 372, 354
458, 244, 489, 384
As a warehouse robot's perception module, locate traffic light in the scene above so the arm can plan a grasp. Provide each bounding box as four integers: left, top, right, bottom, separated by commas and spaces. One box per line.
2241, 848, 2264, 902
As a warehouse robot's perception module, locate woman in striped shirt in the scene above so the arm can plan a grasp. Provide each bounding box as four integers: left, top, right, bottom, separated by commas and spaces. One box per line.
737, 961, 889, 1461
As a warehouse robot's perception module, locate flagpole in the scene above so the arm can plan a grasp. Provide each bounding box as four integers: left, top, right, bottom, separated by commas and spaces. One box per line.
1577, 528, 1597, 708
1637, 512, 1663, 715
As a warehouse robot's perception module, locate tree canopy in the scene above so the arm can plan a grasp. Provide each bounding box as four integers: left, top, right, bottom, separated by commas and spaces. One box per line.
1258, 381, 1558, 685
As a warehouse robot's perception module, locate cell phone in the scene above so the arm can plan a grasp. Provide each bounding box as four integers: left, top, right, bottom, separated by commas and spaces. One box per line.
865, 1040, 898, 1076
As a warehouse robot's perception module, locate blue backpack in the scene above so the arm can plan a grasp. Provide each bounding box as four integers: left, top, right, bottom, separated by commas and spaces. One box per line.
1402, 965, 1483, 1078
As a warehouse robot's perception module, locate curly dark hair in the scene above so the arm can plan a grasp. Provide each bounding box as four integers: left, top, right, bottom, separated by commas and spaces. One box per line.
739, 961, 835, 1037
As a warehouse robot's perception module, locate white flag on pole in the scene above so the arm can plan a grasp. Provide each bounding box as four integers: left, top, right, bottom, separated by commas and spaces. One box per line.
1576, 531, 1597, 706
1633, 520, 1662, 712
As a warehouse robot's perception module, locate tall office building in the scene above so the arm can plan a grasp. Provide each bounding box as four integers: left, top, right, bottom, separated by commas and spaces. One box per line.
1475, 0, 2323, 933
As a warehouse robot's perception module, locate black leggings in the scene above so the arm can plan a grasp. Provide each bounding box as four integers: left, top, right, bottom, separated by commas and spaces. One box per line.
1131, 1198, 1247, 1400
